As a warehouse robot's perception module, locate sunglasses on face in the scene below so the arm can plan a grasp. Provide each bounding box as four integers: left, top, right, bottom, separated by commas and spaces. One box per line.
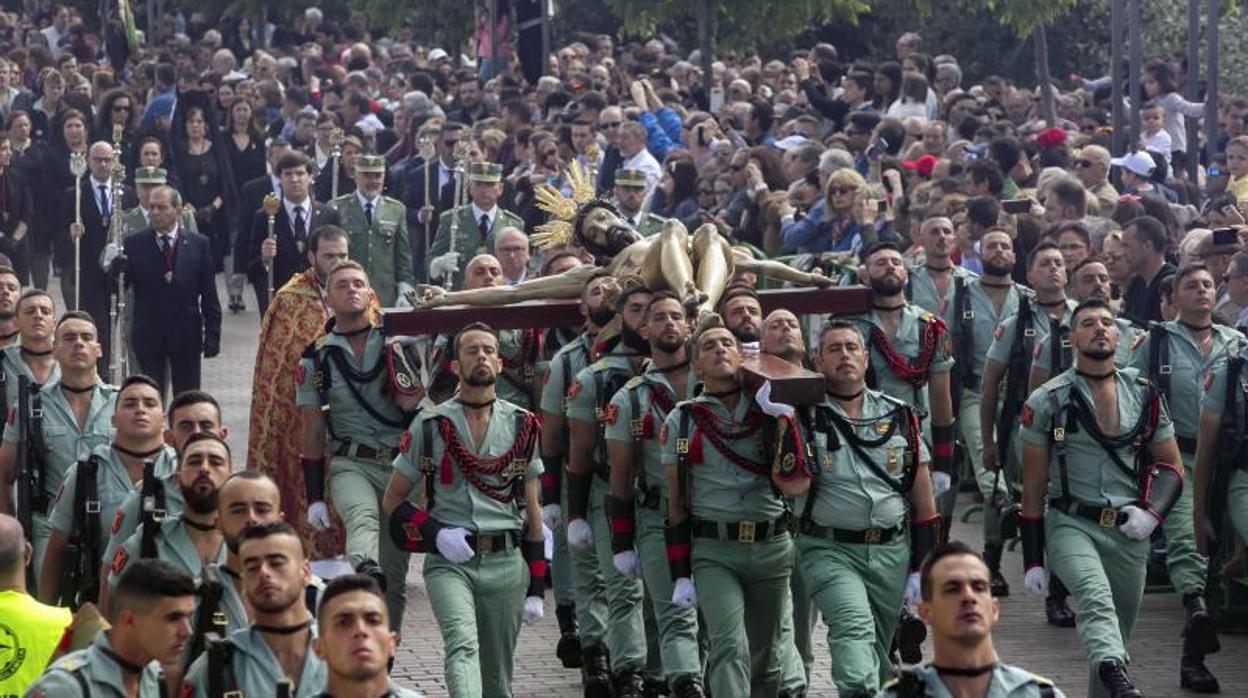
698, 188, 714, 195
829, 186, 857, 195
600, 121, 621, 129
1074, 159, 1093, 168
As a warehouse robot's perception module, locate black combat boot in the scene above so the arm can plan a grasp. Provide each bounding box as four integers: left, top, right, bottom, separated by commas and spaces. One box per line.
556, 604, 583, 669
353, 558, 387, 592
983, 543, 1010, 597
580, 644, 612, 698
1045, 576, 1075, 627
1182, 592, 1220, 655
642, 676, 668, 697
669, 676, 704, 698
613, 669, 646, 698
1098, 660, 1144, 698
1180, 654, 1220, 693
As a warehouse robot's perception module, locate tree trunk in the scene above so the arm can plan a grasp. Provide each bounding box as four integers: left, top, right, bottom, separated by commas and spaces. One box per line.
1034, 24, 1057, 127
699, 0, 713, 102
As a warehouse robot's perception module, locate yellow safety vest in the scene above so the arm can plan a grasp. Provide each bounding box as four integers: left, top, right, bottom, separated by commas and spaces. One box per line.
0, 589, 72, 695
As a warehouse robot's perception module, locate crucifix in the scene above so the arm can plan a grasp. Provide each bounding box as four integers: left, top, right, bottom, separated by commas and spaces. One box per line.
382, 286, 870, 405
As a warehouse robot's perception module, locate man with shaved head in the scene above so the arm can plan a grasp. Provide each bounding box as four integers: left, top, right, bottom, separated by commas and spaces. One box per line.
0, 513, 71, 696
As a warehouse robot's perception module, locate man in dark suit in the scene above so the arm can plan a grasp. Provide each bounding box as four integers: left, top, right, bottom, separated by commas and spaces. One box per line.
230, 138, 291, 313
115, 185, 221, 397
248, 150, 340, 319
401, 121, 466, 283
67, 141, 137, 375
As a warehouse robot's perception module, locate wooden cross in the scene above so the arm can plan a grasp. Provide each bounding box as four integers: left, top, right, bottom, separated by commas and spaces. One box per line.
383, 286, 871, 405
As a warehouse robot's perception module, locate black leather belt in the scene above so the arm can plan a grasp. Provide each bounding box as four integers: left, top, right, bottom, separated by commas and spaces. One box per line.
693, 517, 790, 543
801, 522, 904, 545
466, 531, 520, 555
1049, 499, 1125, 528
334, 441, 397, 463
1176, 435, 1197, 454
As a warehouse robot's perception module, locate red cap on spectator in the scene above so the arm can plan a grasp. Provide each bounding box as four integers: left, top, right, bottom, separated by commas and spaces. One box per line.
901, 154, 938, 177
1036, 127, 1067, 149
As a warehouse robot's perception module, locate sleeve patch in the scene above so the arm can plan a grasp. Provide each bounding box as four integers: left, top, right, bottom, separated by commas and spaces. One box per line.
1130, 332, 1147, 351
111, 508, 124, 534
109, 546, 129, 576
399, 429, 412, 454
1021, 403, 1034, 428
604, 404, 618, 425
567, 379, 582, 399
659, 423, 668, 444
993, 325, 1004, 340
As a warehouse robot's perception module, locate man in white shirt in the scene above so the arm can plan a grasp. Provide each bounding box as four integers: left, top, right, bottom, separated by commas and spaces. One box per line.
617, 122, 661, 210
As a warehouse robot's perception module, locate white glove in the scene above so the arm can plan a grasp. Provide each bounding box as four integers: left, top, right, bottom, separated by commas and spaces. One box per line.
904, 572, 922, 605
542, 503, 563, 529
522, 596, 544, 625
1024, 567, 1050, 596
307, 501, 332, 530
672, 577, 698, 609
755, 380, 795, 419
102, 242, 120, 271
613, 550, 640, 579
930, 471, 952, 496
429, 251, 461, 281
1117, 504, 1160, 540
435, 527, 475, 563
396, 282, 416, 308
566, 518, 593, 549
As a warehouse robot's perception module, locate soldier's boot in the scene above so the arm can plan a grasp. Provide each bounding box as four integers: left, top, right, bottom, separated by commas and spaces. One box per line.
983, 543, 1010, 598
1097, 661, 1144, 698
1180, 654, 1220, 694
354, 558, 387, 592
669, 677, 704, 698
581, 643, 613, 698
613, 669, 645, 698
556, 604, 584, 669
1045, 576, 1075, 627
1181, 593, 1221, 693
641, 677, 667, 697
895, 606, 926, 665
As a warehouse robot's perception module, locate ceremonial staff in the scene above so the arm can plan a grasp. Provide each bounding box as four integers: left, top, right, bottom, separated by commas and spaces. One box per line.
329, 127, 344, 200
419, 134, 435, 254
109, 159, 128, 383
443, 139, 471, 289
585, 141, 600, 187
263, 192, 280, 302
69, 152, 86, 311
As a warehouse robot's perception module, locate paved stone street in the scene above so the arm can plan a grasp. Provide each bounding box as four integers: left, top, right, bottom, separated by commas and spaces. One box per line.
202, 279, 1247, 697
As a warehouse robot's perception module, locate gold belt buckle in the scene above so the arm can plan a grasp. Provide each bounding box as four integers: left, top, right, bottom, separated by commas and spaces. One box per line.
737, 520, 756, 543
478, 536, 495, 553
1053, 427, 1066, 441
864, 528, 882, 544
676, 438, 689, 454
1098, 508, 1118, 528
212, 611, 226, 627
630, 419, 644, 437
224, 692, 244, 698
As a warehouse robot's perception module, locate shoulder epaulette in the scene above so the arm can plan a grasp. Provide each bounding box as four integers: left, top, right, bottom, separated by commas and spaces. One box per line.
1137, 376, 1151, 386
919, 310, 935, 322
1031, 672, 1055, 686
624, 375, 645, 389
48, 651, 86, 671
874, 391, 907, 407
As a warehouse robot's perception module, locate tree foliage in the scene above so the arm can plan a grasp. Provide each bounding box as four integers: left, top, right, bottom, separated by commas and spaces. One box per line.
603, 0, 872, 50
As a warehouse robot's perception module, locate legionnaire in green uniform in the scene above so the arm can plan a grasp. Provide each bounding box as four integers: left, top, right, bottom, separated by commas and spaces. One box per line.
606, 291, 704, 697
907, 216, 979, 317
41, 376, 175, 606
384, 321, 546, 698
298, 261, 419, 627
1123, 263, 1236, 693
877, 542, 1065, 698
771, 320, 940, 696
103, 391, 228, 578
1194, 340, 1248, 628
662, 316, 794, 698
425, 255, 541, 410
615, 169, 666, 237
0, 291, 59, 430
1028, 258, 1136, 391
566, 279, 652, 697
24, 558, 195, 698
329, 154, 415, 307
941, 230, 1029, 597
980, 242, 1078, 627
0, 312, 115, 584
1019, 299, 1184, 698
539, 272, 615, 672
310, 574, 425, 698
105, 434, 233, 593
182, 521, 327, 698
427, 162, 525, 289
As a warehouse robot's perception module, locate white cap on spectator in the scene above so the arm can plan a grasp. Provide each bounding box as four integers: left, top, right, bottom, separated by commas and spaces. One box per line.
428, 48, 450, 62
1111, 151, 1155, 177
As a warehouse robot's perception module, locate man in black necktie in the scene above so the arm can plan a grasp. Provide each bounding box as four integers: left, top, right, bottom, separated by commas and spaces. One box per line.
114, 185, 221, 397
402, 121, 467, 283
248, 151, 340, 320
66, 141, 136, 375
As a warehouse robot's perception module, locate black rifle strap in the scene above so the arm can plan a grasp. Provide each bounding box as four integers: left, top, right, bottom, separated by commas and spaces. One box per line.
1052, 324, 1072, 374
997, 296, 1035, 458
676, 408, 691, 510
818, 404, 912, 496
325, 346, 408, 430
628, 384, 647, 495
1148, 322, 1171, 400
421, 417, 437, 513
139, 460, 165, 559
28, 381, 46, 511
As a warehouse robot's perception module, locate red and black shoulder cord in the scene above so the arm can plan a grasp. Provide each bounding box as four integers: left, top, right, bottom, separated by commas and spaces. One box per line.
868, 314, 947, 389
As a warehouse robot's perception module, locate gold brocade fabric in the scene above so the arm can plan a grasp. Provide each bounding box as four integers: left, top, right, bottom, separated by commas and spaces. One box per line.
245, 269, 380, 558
